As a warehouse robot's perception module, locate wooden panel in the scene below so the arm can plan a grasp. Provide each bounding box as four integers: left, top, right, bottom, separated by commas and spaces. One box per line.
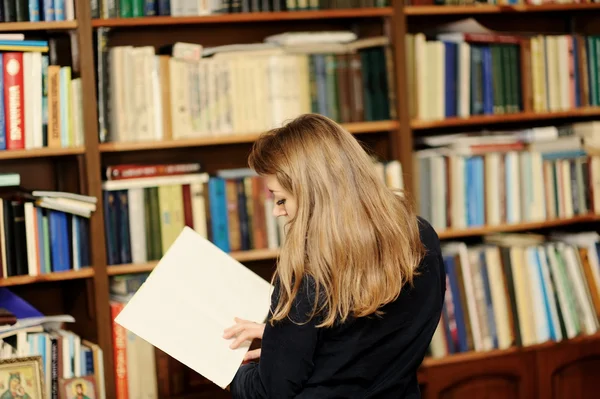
536, 335, 600, 399
101, 133, 392, 174
411, 108, 600, 130
106, 19, 385, 49
437, 214, 600, 240
0, 147, 84, 160
107, 249, 279, 276
422, 350, 537, 399
0, 21, 77, 31
405, 4, 600, 16
0, 157, 83, 193
93, 8, 393, 27
75, 0, 116, 395
0, 269, 94, 287
389, 2, 415, 193
406, 13, 572, 35
98, 121, 398, 153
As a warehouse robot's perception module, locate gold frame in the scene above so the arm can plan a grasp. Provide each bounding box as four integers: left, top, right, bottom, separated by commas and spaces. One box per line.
0, 355, 45, 399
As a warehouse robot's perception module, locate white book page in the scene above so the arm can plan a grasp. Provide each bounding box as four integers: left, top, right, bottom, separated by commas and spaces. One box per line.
115, 226, 274, 388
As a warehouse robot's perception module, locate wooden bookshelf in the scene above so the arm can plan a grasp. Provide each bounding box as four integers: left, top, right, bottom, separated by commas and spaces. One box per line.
411, 108, 600, 130
0, 269, 95, 287
404, 4, 600, 15
7, 0, 595, 398
437, 214, 600, 240
107, 249, 280, 276
0, 21, 78, 31
91, 8, 393, 28
0, 147, 85, 160
98, 121, 398, 153
422, 330, 600, 369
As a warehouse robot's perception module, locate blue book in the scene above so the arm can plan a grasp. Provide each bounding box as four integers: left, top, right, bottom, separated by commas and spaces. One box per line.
54, 0, 65, 21
208, 177, 230, 253
28, 0, 41, 21
43, 0, 54, 21
144, 0, 157, 15
49, 211, 71, 272
443, 255, 469, 352
481, 45, 494, 115
443, 41, 458, 118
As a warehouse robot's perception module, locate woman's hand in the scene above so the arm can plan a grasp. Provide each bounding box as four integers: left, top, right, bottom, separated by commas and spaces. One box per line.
223, 317, 265, 362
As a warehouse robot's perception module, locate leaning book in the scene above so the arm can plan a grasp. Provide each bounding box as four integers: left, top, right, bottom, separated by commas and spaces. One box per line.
114, 226, 273, 389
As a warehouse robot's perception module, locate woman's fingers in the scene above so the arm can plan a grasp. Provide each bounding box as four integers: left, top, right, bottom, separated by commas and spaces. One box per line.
223, 318, 255, 338
244, 349, 261, 362
229, 329, 259, 349
223, 322, 246, 339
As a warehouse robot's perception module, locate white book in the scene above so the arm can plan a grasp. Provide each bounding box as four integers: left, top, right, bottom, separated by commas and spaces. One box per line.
114, 227, 273, 389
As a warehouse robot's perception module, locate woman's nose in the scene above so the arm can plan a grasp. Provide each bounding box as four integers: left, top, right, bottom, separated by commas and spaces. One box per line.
273, 207, 287, 218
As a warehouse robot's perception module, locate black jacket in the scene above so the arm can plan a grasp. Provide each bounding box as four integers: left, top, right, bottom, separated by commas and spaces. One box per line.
230, 217, 445, 398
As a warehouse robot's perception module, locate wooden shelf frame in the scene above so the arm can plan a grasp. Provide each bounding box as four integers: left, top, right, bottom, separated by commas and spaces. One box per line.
91, 8, 393, 28
411, 108, 600, 130
98, 120, 399, 153
405, 3, 600, 16
0, 147, 85, 160
421, 330, 600, 368
107, 249, 280, 276
0, 21, 78, 32
0, 269, 94, 287
437, 214, 600, 240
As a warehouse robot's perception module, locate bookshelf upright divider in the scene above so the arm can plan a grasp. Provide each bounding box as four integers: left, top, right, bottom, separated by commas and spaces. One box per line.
75, 0, 115, 396
389, 0, 414, 192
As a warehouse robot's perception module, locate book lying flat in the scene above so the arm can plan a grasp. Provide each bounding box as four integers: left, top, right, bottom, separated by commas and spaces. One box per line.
114, 226, 274, 389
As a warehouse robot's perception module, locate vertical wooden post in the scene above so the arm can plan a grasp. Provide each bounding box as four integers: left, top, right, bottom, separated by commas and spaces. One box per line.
389, 0, 415, 195
74, 0, 115, 397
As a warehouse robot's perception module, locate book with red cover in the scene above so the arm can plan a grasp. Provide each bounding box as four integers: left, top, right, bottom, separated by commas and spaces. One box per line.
3, 52, 25, 150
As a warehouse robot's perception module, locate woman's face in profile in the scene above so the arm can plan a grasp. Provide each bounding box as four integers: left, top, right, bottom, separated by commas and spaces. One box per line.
265, 174, 297, 219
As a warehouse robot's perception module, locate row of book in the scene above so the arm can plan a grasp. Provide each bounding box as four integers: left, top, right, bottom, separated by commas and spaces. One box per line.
414, 121, 600, 231
405, 31, 600, 121
428, 231, 600, 358
0, 187, 95, 278
0, 38, 84, 151
97, 32, 394, 143
101, 159, 402, 265
90, 0, 388, 19
0, 291, 105, 399
1, 0, 75, 22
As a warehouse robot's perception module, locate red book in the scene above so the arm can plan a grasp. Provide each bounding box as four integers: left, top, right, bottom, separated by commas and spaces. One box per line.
3, 52, 25, 150
110, 302, 129, 399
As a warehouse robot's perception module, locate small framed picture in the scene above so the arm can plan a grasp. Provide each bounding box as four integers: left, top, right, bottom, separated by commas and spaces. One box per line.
59, 375, 97, 399
0, 356, 45, 399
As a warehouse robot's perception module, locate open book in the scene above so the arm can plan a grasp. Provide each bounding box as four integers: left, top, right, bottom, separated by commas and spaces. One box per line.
114, 227, 274, 389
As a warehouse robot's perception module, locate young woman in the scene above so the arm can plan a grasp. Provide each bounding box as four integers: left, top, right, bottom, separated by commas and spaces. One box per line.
223, 114, 445, 398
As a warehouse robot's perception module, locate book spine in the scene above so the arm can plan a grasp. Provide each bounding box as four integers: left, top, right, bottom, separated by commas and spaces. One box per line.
28, 0, 40, 21
0, 53, 5, 151
42, 0, 54, 21
110, 302, 130, 399
144, 0, 157, 15
3, 52, 25, 150
54, 0, 64, 20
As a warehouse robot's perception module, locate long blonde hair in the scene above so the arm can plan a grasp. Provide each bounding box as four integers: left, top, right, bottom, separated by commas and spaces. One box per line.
248, 114, 425, 327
